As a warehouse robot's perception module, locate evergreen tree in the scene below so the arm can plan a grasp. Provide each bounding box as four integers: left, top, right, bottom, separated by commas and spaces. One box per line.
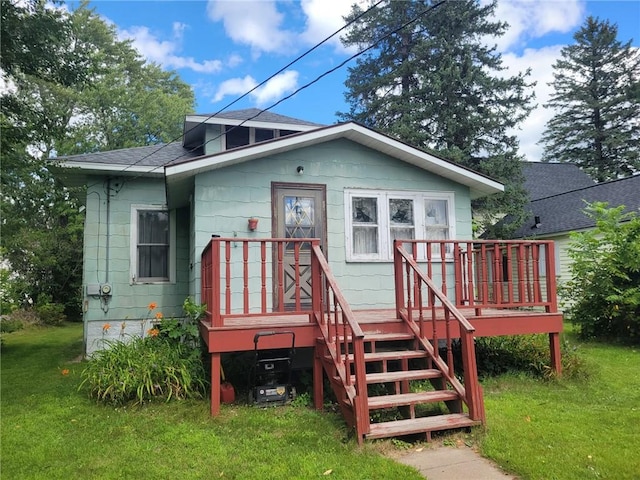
541, 17, 640, 182
339, 0, 534, 236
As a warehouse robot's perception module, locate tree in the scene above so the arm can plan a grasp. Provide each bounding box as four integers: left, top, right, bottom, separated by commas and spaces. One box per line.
339, 0, 534, 236
541, 17, 640, 182
1, 0, 195, 318
561, 203, 640, 343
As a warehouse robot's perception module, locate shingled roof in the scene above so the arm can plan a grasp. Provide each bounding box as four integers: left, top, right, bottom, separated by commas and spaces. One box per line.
511, 174, 640, 238
522, 162, 595, 201
58, 141, 200, 167
192, 108, 324, 127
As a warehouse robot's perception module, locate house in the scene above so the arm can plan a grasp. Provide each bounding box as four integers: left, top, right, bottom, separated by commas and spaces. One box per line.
54, 109, 563, 442
512, 163, 640, 295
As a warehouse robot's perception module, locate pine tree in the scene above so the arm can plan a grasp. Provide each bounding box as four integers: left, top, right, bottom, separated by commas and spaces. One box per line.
541, 17, 640, 182
339, 0, 534, 236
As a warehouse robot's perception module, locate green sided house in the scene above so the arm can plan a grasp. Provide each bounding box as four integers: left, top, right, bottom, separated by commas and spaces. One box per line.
512, 164, 640, 305
54, 109, 563, 443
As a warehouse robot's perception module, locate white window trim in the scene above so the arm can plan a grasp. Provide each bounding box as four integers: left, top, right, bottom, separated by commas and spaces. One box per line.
223, 126, 290, 150
344, 189, 456, 262
130, 204, 176, 284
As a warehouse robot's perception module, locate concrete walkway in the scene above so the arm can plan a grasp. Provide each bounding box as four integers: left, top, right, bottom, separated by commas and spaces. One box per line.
397, 446, 517, 480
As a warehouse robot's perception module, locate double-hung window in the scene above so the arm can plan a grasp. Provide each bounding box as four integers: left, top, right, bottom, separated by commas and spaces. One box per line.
130, 205, 175, 283
345, 190, 455, 261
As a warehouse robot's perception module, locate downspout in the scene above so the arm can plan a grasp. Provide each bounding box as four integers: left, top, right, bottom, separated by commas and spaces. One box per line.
105, 177, 111, 285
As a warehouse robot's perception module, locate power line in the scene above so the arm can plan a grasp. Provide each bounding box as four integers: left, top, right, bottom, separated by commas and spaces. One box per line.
117, 0, 387, 175
133, 0, 448, 181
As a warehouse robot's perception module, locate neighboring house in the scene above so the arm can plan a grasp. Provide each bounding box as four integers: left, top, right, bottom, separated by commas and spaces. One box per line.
54, 109, 503, 354
512, 165, 640, 298
53, 109, 563, 442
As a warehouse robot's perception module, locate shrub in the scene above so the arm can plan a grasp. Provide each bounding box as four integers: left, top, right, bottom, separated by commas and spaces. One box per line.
451, 334, 588, 380
35, 295, 66, 326
79, 298, 208, 406
560, 202, 640, 343
79, 336, 206, 405
0, 317, 24, 333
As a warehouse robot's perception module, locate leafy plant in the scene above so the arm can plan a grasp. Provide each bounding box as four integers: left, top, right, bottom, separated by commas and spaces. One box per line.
79, 298, 208, 405
0, 317, 24, 333
35, 294, 66, 326
79, 335, 205, 405
450, 334, 588, 380
561, 202, 640, 342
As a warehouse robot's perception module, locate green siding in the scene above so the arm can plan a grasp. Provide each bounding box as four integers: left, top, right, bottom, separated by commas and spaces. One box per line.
83, 178, 189, 354
193, 138, 473, 311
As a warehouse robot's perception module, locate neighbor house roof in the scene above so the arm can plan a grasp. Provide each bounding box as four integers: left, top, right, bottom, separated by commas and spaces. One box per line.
511, 174, 640, 238
522, 162, 595, 201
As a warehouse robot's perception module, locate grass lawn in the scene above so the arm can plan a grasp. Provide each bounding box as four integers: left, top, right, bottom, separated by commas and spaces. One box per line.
3, 324, 639, 479
0, 324, 422, 480
480, 328, 640, 480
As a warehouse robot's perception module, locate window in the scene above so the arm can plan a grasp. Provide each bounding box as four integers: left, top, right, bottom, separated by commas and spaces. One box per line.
130, 206, 175, 283
224, 126, 293, 150
345, 190, 455, 261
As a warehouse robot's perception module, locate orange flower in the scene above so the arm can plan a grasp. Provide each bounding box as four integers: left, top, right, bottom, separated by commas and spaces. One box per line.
155, 312, 163, 320
61, 369, 70, 376
147, 328, 159, 337
102, 323, 111, 332
148, 302, 157, 311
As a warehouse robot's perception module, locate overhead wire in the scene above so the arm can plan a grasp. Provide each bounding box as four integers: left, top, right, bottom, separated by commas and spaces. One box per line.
116, 0, 387, 176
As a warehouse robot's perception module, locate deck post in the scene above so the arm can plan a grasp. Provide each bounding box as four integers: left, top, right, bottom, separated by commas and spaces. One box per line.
549, 332, 562, 376
313, 346, 324, 411
210, 352, 221, 416
393, 241, 404, 319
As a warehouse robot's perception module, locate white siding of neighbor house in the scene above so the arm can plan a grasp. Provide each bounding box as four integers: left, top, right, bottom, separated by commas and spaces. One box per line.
82, 178, 189, 354
191, 138, 473, 311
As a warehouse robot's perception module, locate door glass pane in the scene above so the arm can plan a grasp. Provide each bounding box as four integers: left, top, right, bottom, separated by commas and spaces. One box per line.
284, 196, 315, 250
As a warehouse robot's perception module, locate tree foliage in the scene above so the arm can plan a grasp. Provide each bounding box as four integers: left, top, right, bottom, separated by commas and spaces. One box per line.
339, 0, 534, 236
561, 203, 640, 343
1, 0, 195, 318
541, 17, 640, 182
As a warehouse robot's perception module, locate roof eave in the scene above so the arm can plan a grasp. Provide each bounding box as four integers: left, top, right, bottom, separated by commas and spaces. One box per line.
165, 123, 504, 198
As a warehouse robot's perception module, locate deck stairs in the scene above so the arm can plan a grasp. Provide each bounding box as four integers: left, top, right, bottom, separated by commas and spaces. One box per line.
316, 320, 481, 441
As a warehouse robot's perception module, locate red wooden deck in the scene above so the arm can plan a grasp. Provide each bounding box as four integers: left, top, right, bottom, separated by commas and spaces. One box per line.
199, 238, 563, 442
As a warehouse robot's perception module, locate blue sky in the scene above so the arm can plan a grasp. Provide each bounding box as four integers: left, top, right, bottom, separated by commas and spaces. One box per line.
67, 0, 639, 161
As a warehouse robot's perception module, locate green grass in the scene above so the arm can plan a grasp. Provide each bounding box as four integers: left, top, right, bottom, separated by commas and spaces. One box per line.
4, 324, 640, 479
480, 327, 640, 480
1, 324, 421, 480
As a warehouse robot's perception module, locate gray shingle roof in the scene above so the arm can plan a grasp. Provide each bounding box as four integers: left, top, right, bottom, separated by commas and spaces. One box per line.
522, 162, 595, 201
511, 175, 640, 238
58, 142, 201, 167
195, 108, 324, 127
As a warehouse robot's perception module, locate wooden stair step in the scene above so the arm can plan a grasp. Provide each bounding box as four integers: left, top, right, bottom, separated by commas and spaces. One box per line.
347, 350, 427, 362
366, 413, 480, 440
354, 368, 442, 385
362, 332, 415, 342
368, 390, 460, 410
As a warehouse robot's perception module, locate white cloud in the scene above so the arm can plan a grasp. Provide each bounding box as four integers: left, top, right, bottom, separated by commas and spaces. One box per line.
118, 25, 223, 73
488, 0, 585, 52
252, 70, 299, 105
299, 0, 359, 52
213, 70, 299, 106
501, 45, 565, 161
207, 0, 294, 54
213, 75, 258, 102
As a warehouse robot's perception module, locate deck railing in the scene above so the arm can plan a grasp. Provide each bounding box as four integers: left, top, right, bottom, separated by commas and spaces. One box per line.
393, 239, 558, 314
311, 244, 369, 439
201, 236, 318, 327
394, 242, 484, 422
